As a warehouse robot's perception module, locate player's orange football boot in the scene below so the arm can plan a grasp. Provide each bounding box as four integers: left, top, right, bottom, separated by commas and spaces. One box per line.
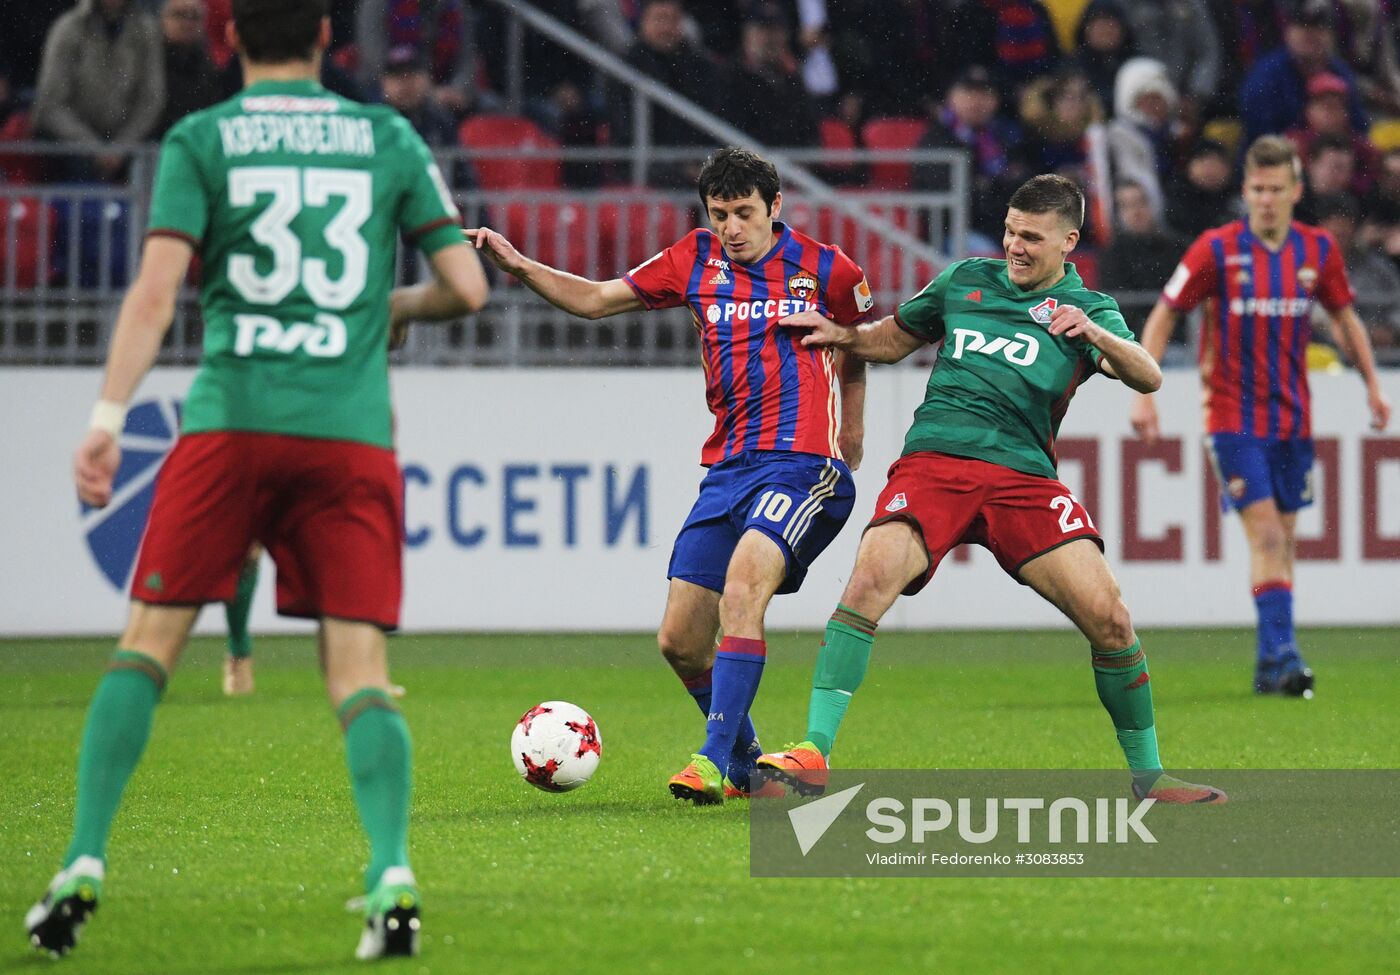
668, 754, 723, 805
1132, 773, 1228, 804
756, 741, 829, 796
722, 776, 786, 799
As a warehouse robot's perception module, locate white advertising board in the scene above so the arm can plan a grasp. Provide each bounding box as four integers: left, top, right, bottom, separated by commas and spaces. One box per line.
2, 367, 1397, 635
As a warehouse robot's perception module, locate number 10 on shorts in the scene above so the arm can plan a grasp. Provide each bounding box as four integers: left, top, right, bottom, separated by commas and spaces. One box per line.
753, 490, 793, 523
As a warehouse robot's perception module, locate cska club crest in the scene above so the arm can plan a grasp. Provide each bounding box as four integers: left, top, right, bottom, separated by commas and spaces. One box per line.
787, 272, 818, 300
1297, 266, 1318, 292
1028, 297, 1058, 324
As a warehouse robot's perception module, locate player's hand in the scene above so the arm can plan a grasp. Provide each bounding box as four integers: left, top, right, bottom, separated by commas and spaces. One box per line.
1369, 386, 1392, 431
1129, 393, 1160, 442
780, 310, 850, 349
74, 429, 121, 508
1046, 303, 1103, 342
465, 226, 527, 275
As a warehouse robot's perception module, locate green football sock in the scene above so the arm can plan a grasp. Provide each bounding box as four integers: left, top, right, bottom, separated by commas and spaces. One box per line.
805, 604, 877, 757
1091, 638, 1162, 785
339, 689, 412, 893
64, 650, 167, 866
224, 558, 259, 659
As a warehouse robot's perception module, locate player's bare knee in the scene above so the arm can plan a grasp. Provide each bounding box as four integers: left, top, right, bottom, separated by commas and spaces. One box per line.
1088, 599, 1136, 650
718, 579, 766, 628
1252, 523, 1287, 560
657, 626, 706, 673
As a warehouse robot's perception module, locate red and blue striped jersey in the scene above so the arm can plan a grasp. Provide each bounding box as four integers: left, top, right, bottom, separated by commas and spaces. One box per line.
1161, 220, 1353, 438
624, 222, 874, 466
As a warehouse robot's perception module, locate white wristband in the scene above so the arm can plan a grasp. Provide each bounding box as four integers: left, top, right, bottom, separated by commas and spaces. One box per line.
89, 400, 127, 438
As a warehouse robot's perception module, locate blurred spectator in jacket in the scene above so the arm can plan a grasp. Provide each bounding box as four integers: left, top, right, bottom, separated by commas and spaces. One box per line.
951, 0, 1060, 104
1285, 71, 1380, 195
357, 0, 478, 116
32, 0, 165, 179
915, 65, 1029, 247
1102, 58, 1177, 206
1073, 1, 1133, 111
729, 3, 820, 147
1240, 0, 1368, 143
1122, 0, 1220, 134
1296, 133, 1360, 221
609, 0, 726, 185
1020, 65, 1101, 180
1312, 192, 1400, 357
1331, 0, 1400, 116
1099, 180, 1189, 341
1164, 138, 1238, 238
381, 45, 458, 147
155, 0, 221, 137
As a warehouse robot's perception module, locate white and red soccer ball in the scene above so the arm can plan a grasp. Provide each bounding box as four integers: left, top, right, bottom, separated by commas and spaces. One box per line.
510, 701, 602, 792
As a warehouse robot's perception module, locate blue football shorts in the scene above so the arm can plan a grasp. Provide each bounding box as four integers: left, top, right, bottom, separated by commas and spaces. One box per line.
1206, 433, 1315, 513
668, 450, 856, 595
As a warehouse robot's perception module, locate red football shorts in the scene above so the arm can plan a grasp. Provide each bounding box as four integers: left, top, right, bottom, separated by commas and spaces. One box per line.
130, 431, 404, 629
868, 451, 1102, 594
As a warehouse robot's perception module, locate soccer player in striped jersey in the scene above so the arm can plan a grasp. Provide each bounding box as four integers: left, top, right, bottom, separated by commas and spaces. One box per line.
469, 147, 874, 805
1133, 135, 1391, 696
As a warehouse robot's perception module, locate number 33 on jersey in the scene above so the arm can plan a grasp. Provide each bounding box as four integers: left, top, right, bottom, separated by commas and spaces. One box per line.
146, 79, 465, 448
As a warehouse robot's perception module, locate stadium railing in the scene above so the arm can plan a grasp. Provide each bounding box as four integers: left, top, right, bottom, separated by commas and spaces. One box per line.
0, 141, 973, 366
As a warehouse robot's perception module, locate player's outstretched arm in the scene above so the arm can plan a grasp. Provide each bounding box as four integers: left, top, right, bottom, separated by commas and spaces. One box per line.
1128, 300, 1180, 440
76, 235, 194, 507
1326, 305, 1392, 431
466, 226, 643, 320
1048, 304, 1162, 394
389, 243, 491, 347
781, 311, 923, 364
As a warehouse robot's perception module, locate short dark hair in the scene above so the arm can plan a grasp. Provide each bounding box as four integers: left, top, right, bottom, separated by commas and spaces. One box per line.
696, 147, 781, 211
232, 0, 327, 64
1007, 174, 1085, 229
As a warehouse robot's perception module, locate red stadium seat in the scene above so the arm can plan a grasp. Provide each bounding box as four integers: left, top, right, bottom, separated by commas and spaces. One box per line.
496, 201, 591, 278
860, 117, 928, 190
811, 197, 932, 297
459, 114, 562, 189
0, 196, 45, 289
595, 193, 691, 276
0, 112, 45, 185
818, 118, 861, 184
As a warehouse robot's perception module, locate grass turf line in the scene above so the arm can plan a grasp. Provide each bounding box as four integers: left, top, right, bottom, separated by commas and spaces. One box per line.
1, 628, 1397, 974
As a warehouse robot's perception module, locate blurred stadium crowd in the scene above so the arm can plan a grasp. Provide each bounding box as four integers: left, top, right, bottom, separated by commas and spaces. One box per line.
3, 0, 1400, 356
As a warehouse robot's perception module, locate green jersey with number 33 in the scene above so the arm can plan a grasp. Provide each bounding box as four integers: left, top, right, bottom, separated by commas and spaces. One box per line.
893, 258, 1138, 479
147, 79, 464, 448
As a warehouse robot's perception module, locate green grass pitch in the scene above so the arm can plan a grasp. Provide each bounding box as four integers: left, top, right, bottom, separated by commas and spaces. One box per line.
3, 628, 1398, 974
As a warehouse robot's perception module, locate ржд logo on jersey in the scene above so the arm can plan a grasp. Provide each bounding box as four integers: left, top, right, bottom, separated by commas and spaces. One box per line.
234, 312, 347, 358
949, 328, 1040, 366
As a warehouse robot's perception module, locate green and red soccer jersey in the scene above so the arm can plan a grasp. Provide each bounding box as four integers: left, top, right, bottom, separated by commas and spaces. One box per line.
147, 79, 465, 448
894, 258, 1137, 479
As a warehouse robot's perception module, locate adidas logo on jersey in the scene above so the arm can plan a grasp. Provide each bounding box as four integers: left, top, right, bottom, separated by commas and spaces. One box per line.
885, 493, 908, 512
709, 269, 730, 285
